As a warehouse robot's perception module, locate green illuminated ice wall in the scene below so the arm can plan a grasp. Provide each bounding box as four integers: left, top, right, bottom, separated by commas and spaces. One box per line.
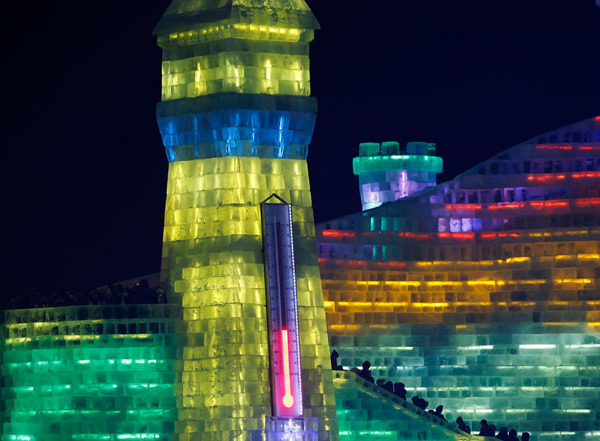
333, 371, 471, 441
0, 303, 485, 441
0, 305, 179, 441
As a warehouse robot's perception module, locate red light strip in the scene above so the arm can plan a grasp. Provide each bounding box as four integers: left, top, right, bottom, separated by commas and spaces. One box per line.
280, 330, 294, 409
575, 198, 600, 207
438, 232, 475, 239
536, 145, 573, 150
531, 200, 568, 208
403, 232, 432, 239
527, 171, 600, 182
321, 230, 356, 238
526, 174, 566, 182
445, 204, 482, 210
536, 144, 600, 151
443, 198, 600, 211
487, 200, 568, 210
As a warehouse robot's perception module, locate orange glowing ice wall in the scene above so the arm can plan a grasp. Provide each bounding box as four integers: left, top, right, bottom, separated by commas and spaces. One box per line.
154, 1, 337, 441
317, 116, 600, 441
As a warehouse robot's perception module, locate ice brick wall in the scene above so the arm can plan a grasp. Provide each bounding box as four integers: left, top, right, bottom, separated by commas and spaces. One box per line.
155, 0, 318, 163
0, 305, 179, 441
317, 117, 600, 441
154, 2, 337, 441
162, 158, 336, 441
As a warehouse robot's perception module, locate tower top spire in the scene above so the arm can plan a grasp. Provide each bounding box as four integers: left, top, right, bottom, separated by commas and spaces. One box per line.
154, 0, 319, 36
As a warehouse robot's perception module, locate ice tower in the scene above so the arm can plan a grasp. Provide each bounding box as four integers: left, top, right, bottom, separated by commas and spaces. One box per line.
353, 141, 443, 211
153, 1, 337, 441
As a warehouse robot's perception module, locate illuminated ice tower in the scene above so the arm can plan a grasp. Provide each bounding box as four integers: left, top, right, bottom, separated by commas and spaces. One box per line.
353, 141, 443, 211
153, 2, 337, 441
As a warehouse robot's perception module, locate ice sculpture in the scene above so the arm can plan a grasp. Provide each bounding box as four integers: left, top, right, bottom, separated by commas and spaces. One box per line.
2, 1, 599, 441
155, 1, 337, 440
354, 141, 443, 211
318, 116, 600, 441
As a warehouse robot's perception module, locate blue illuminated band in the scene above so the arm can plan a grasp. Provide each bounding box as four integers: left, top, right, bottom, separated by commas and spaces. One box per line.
157, 94, 317, 162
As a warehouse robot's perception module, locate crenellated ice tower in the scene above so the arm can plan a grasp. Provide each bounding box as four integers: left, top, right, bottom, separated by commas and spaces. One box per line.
353, 141, 443, 211
153, 1, 337, 441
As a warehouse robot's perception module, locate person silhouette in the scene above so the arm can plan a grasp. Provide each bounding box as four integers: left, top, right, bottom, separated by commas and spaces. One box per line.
383, 381, 393, 392
456, 417, 470, 434
393, 382, 407, 400
478, 420, 489, 437
428, 404, 445, 421
507, 429, 519, 441
434, 405, 446, 421
496, 427, 509, 441
330, 350, 343, 371
521, 432, 530, 441
360, 360, 374, 383
412, 396, 428, 410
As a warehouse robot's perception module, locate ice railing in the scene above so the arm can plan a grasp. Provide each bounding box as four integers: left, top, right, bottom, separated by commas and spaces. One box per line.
333, 370, 497, 441
0, 303, 181, 339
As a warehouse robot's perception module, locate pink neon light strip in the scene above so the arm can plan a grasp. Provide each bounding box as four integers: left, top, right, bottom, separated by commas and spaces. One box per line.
281, 330, 294, 409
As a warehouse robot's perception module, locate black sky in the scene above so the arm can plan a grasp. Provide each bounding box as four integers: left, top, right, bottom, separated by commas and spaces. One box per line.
1, 1, 599, 293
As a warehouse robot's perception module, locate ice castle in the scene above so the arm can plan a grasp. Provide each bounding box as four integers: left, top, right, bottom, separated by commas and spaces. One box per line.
321, 117, 600, 441
1, 1, 599, 441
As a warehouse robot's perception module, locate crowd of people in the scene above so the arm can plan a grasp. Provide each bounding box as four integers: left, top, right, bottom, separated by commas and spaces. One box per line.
331, 352, 531, 441
4, 280, 167, 310
478, 419, 530, 441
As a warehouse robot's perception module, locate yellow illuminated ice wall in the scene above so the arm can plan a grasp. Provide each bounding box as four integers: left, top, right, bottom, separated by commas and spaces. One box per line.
154, 1, 337, 441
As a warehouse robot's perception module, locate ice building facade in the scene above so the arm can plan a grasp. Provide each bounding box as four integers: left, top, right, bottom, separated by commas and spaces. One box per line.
354, 141, 443, 211
2, 1, 600, 441
1, 305, 180, 441
0, 304, 477, 441
319, 116, 600, 441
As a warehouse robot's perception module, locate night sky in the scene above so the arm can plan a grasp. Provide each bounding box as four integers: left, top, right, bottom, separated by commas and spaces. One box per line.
2, 1, 599, 294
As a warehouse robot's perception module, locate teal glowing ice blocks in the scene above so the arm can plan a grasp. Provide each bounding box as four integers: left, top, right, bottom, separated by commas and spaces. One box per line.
0, 305, 179, 441
319, 117, 600, 441
333, 371, 470, 441
353, 142, 443, 211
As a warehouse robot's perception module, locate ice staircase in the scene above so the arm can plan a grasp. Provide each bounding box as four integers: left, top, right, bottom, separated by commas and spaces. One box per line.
334, 370, 492, 441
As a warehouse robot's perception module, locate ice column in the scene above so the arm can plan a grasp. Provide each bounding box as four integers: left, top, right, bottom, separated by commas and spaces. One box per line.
154, 1, 337, 440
